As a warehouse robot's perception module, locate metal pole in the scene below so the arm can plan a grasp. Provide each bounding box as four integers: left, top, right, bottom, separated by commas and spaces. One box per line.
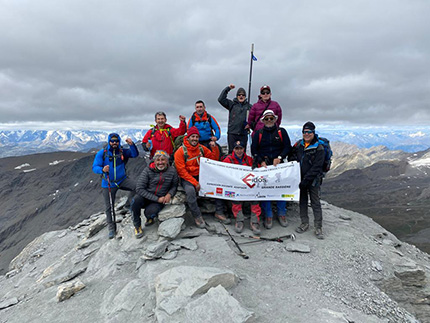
248, 43, 254, 104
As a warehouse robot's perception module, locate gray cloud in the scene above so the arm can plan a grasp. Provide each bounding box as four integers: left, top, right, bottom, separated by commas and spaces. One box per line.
1, 0, 429, 129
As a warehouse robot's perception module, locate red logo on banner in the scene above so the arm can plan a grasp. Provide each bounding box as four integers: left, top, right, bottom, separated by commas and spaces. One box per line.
242, 173, 256, 188
216, 187, 223, 195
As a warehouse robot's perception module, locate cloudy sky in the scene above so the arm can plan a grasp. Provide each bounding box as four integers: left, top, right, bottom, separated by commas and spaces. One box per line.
1, 0, 429, 130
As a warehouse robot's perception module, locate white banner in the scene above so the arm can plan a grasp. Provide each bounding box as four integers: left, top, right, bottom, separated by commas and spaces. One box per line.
199, 157, 300, 201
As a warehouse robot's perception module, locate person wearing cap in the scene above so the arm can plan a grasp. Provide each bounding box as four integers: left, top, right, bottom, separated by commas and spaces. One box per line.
142, 111, 186, 159
247, 85, 282, 132
218, 84, 251, 153
174, 126, 223, 228
289, 121, 325, 239
92, 133, 139, 239
187, 100, 222, 159
130, 150, 179, 238
251, 110, 291, 229
216, 140, 262, 234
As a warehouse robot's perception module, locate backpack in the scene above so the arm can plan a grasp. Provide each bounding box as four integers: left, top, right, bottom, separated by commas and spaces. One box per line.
316, 135, 333, 173
257, 128, 284, 144
150, 126, 175, 146
102, 143, 128, 165
191, 112, 215, 135
181, 144, 205, 163
293, 135, 332, 173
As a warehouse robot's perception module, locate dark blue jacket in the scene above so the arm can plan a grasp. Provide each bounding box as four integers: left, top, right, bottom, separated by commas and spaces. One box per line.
92, 133, 139, 188
251, 126, 291, 165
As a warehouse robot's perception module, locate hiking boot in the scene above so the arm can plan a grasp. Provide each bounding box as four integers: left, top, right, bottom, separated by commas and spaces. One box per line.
264, 217, 273, 229
214, 213, 231, 224
250, 222, 261, 235
145, 216, 157, 227
195, 216, 206, 229
134, 226, 144, 239
315, 227, 324, 240
234, 221, 244, 233
278, 215, 288, 227
108, 223, 116, 239
295, 223, 309, 233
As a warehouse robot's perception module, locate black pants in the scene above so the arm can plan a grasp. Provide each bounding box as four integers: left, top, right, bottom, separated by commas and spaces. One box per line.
227, 133, 248, 154
102, 177, 136, 225
299, 185, 323, 228
130, 195, 164, 228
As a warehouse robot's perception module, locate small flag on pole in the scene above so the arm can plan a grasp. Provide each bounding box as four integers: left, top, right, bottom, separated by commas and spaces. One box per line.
252, 54, 258, 61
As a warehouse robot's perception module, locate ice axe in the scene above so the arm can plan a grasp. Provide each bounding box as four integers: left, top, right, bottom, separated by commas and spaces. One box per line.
220, 222, 249, 259
239, 233, 296, 245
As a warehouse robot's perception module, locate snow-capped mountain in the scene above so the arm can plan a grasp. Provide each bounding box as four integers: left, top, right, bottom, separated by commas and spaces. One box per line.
1, 126, 430, 158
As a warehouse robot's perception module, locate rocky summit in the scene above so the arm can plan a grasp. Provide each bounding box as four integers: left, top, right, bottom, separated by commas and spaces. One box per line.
1, 194, 430, 323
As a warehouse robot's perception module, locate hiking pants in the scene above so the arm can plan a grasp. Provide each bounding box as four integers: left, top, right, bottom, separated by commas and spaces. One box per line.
261, 201, 287, 218
299, 185, 322, 228
227, 133, 248, 154
102, 177, 136, 225
131, 195, 164, 228
215, 199, 226, 215
232, 201, 261, 223
181, 178, 202, 218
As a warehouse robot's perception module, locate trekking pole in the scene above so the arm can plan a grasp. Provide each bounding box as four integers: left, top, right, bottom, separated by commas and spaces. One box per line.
239, 233, 296, 245
220, 222, 249, 259
105, 172, 116, 233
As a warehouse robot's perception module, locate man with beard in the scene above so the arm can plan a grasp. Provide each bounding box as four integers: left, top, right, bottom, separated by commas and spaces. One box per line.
142, 111, 186, 159
251, 110, 291, 229
92, 133, 139, 239
130, 150, 179, 239
174, 126, 224, 228
218, 84, 251, 153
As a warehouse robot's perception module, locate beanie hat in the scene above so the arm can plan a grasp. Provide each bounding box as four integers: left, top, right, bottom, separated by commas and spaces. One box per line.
236, 88, 246, 97
302, 121, 316, 132
187, 126, 200, 137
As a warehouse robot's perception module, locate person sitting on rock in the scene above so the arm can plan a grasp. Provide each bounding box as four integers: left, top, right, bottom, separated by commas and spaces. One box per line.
92, 133, 139, 239
218, 84, 251, 154
250, 110, 291, 230
289, 121, 325, 239
131, 150, 179, 239
142, 111, 186, 159
174, 126, 224, 228
187, 100, 222, 160
215, 140, 261, 234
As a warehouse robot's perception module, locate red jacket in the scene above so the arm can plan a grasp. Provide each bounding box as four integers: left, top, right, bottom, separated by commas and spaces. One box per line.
223, 152, 253, 166
142, 121, 186, 157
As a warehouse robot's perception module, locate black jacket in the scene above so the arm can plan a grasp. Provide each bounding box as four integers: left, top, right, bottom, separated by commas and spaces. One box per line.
218, 86, 251, 135
251, 126, 291, 165
135, 163, 178, 202
289, 137, 324, 186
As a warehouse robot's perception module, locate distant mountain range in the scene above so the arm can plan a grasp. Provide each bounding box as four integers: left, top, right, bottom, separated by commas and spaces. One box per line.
1, 126, 429, 158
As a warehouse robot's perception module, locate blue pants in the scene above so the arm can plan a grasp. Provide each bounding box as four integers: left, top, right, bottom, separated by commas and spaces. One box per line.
261, 201, 287, 218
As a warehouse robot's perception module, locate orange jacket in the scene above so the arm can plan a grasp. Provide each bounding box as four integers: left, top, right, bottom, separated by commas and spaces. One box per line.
174, 135, 219, 187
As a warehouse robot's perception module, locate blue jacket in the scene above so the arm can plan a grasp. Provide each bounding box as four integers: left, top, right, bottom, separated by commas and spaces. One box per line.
92, 133, 139, 188
187, 111, 221, 142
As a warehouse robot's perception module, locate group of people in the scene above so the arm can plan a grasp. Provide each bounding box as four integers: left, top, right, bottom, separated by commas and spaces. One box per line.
92, 84, 326, 240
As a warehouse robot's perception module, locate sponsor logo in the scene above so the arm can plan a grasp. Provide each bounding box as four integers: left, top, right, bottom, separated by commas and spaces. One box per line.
282, 194, 295, 198
225, 191, 236, 198
242, 173, 267, 188
216, 187, 223, 196
205, 192, 214, 196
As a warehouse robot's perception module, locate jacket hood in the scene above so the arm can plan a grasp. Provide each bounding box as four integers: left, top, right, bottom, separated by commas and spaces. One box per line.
108, 133, 121, 145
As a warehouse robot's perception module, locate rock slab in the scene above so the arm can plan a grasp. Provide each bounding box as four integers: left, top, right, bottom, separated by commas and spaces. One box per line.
158, 218, 184, 239
56, 278, 86, 302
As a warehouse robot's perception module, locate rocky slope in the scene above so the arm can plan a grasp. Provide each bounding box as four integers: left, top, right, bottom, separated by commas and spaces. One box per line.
0, 197, 429, 323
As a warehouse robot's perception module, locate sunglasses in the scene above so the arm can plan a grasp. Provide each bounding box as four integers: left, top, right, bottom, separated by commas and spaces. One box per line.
237, 94, 246, 97
110, 139, 119, 143
263, 117, 275, 121
302, 130, 314, 134
261, 91, 270, 95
